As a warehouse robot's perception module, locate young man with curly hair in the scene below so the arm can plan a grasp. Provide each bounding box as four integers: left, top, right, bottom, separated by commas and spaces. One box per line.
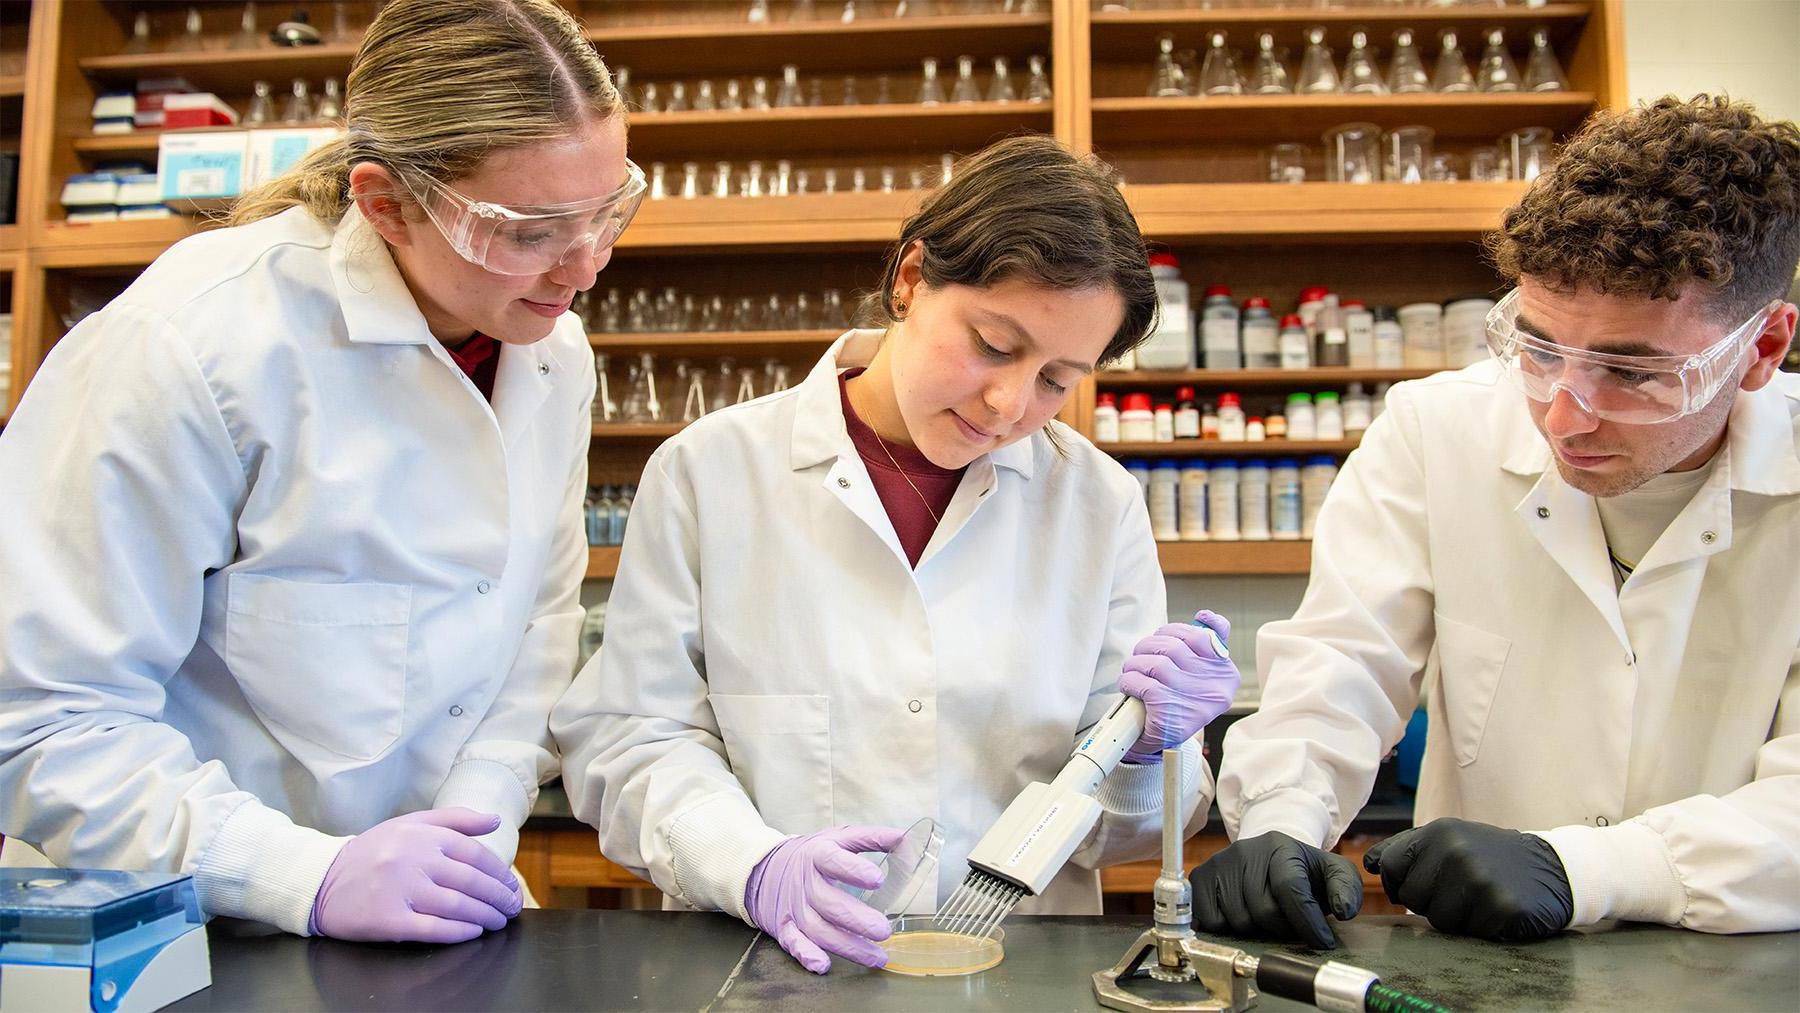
1191, 95, 1800, 947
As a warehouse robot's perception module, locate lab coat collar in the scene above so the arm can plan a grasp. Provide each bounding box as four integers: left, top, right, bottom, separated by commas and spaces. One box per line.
788, 329, 1036, 481
329, 205, 438, 346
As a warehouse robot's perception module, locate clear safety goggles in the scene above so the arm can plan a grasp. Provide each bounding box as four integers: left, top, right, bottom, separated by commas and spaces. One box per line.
407, 161, 647, 276
1484, 287, 1778, 424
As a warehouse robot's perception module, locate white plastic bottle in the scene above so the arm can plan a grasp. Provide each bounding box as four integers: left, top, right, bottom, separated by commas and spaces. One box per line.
1208, 461, 1241, 541
1399, 302, 1444, 368
1343, 382, 1373, 434
1153, 403, 1175, 443
1245, 416, 1266, 442
1272, 459, 1303, 540
1149, 461, 1181, 541
1178, 462, 1210, 541
1239, 459, 1271, 541
1442, 296, 1497, 368
1200, 284, 1242, 370
1297, 286, 1329, 340
1373, 306, 1405, 368
1174, 386, 1201, 439
1093, 392, 1121, 443
1286, 392, 1317, 440
1315, 391, 1345, 440
1138, 253, 1195, 369
1344, 299, 1376, 368
1278, 313, 1312, 370
1119, 393, 1155, 443
1217, 392, 1246, 441
1125, 458, 1152, 499
1301, 456, 1338, 538
1240, 297, 1280, 369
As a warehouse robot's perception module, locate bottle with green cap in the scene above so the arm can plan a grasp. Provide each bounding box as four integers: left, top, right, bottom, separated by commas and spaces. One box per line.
1316, 391, 1344, 440
1286, 392, 1316, 440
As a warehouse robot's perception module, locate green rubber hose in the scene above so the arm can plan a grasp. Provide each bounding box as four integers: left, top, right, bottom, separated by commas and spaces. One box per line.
1365, 982, 1454, 1013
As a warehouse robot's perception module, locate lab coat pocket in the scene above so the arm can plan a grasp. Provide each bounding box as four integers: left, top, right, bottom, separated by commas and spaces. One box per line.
706, 694, 833, 834
1432, 612, 1511, 767
226, 573, 412, 762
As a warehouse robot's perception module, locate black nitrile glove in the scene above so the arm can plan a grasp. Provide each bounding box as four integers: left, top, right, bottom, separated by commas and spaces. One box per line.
1363, 818, 1574, 942
1189, 831, 1363, 949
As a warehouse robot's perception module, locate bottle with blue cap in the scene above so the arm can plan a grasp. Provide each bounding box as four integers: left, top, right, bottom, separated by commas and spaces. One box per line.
1208, 460, 1240, 540
1148, 461, 1181, 541
1178, 461, 1210, 541
1302, 455, 1339, 538
1240, 458, 1272, 541
1272, 458, 1303, 540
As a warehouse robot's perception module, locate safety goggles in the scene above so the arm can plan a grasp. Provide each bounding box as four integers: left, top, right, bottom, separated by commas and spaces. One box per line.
407, 161, 647, 276
1484, 287, 1778, 424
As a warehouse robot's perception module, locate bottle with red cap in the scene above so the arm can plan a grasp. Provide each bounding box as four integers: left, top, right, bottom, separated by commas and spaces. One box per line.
1092, 391, 1121, 443
1119, 391, 1156, 442
1297, 286, 1331, 342
1343, 298, 1376, 367
1153, 402, 1175, 442
1278, 313, 1312, 369
1137, 253, 1194, 370
1217, 391, 1247, 441
1241, 296, 1280, 368
1173, 385, 1201, 439
1200, 284, 1241, 370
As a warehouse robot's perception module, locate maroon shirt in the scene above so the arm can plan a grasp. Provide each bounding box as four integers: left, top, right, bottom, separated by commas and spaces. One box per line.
839, 369, 964, 567
445, 333, 501, 402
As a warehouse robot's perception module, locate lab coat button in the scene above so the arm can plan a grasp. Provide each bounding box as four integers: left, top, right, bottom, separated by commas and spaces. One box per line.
449, 705, 465, 717
538, 363, 550, 375
1625, 652, 1635, 666
1596, 816, 1610, 827
1700, 530, 1717, 545
837, 477, 851, 488
477, 580, 492, 594
1536, 507, 1550, 519
908, 699, 923, 713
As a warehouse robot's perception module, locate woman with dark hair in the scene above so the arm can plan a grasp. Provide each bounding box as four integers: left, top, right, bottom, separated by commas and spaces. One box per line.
552, 136, 1240, 974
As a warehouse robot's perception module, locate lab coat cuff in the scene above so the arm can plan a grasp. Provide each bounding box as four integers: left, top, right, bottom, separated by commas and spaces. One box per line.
432, 759, 533, 865
664, 794, 789, 923
1231, 790, 1333, 848
193, 800, 350, 936
1098, 741, 1201, 815
1533, 821, 1686, 928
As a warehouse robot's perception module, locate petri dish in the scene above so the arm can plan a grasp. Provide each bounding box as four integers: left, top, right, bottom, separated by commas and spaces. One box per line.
880, 914, 1005, 977
855, 818, 943, 917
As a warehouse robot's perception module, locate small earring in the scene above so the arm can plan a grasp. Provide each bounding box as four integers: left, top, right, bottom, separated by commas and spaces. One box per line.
894, 299, 907, 314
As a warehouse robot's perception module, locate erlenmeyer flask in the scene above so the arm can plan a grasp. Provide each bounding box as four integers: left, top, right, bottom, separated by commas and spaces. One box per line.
1025, 55, 1053, 102
172, 6, 206, 53
615, 67, 635, 112
750, 77, 772, 111
770, 364, 793, 393
681, 368, 708, 422
821, 289, 845, 327
917, 58, 946, 105
776, 64, 803, 108
123, 12, 152, 55
721, 79, 743, 111
938, 152, 955, 186
790, 0, 817, 19
730, 296, 759, 330
792, 292, 816, 329
649, 163, 669, 200
875, 74, 895, 104
822, 167, 839, 193
747, 0, 771, 23
773, 161, 794, 196
1296, 27, 1340, 94
734, 367, 759, 404
699, 295, 725, 332
1148, 32, 1185, 97
987, 56, 1015, 103
1198, 31, 1243, 96
639, 82, 661, 114
625, 289, 652, 332
281, 79, 314, 123
1340, 29, 1387, 94
694, 80, 717, 111
246, 80, 275, 125
316, 78, 343, 120
1387, 28, 1430, 94
632, 353, 663, 422
1523, 26, 1568, 92
840, 75, 860, 105
951, 55, 981, 104
1249, 32, 1291, 95
618, 360, 645, 421
594, 354, 618, 423
761, 358, 782, 394
709, 360, 737, 413
840, 0, 857, 24
229, 3, 260, 50
680, 161, 701, 199
743, 161, 765, 198
665, 82, 690, 113
1433, 31, 1475, 93
1475, 28, 1521, 92
598, 289, 623, 332
808, 80, 825, 106
765, 292, 790, 328
711, 161, 734, 198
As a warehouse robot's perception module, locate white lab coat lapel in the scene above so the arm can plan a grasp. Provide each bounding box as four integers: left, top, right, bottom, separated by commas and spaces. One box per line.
491, 339, 559, 452
791, 332, 914, 570
1504, 425, 1633, 654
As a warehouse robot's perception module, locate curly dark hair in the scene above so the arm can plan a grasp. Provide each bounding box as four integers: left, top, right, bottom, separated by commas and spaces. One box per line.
1487, 94, 1800, 321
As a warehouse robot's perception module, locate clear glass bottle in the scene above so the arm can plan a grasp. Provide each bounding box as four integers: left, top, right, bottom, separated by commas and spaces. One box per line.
1199, 31, 1243, 96
874, 74, 895, 104
743, 160, 765, 198
711, 161, 734, 198
1523, 26, 1568, 92
840, 0, 857, 24
1297, 26, 1340, 94
1340, 29, 1387, 94
614, 67, 634, 112
229, 2, 260, 50
750, 77, 772, 110
747, 0, 771, 23
917, 58, 946, 105
773, 160, 794, 196
821, 288, 845, 327
822, 167, 839, 193
987, 56, 1016, 103
665, 81, 690, 113
807, 79, 825, 106
172, 6, 206, 53
680, 161, 701, 199
839, 75, 860, 105
328, 1, 352, 44
1249, 32, 1291, 95
316, 78, 343, 120
639, 82, 661, 114
1433, 30, 1475, 93
1025, 54, 1053, 102
593, 353, 618, 423
649, 162, 669, 200
694, 79, 717, 111
1475, 28, 1521, 92
880, 166, 897, 193
951, 55, 981, 103
123, 11, 152, 55
1387, 28, 1430, 94
1149, 32, 1186, 97
281, 78, 314, 123
776, 64, 803, 108
734, 367, 759, 404
708, 359, 738, 413
246, 80, 275, 125
721, 79, 743, 111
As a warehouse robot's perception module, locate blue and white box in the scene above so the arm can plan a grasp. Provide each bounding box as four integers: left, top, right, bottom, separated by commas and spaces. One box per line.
157, 131, 247, 201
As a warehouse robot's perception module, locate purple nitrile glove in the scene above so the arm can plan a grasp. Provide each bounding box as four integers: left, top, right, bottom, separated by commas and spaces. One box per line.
309, 808, 524, 945
1119, 610, 1240, 765
744, 824, 907, 975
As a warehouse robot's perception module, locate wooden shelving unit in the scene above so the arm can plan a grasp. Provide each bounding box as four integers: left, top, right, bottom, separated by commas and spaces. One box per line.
1106, 438, 1361, 457
3, 0, 1629, 582
586, 546, 622, 580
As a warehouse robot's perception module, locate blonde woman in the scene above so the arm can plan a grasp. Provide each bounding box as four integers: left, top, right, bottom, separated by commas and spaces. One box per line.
0, 0, 637, 944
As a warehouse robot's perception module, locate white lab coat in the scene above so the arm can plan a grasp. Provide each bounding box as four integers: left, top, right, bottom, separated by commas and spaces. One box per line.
0, 205, 594, 934
551, 330, 1209, 922
1220, 360, 1800, 934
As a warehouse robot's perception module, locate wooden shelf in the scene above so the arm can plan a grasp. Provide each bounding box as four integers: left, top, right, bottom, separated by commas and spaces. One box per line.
586, 13, 1053, 76
1093, 93, 1598, 145
626, 101, 1053, 159
0, 75, 24, 99
1103, 438, 1361, 457
1156, 540, 1312, 576
1123, 181, 1528, 240
1088, 4, 1594, 60
592, 422, 686, 440
73, 122, 343, 162
1098, 368, 1438, 387
586, 546, 622, 580
77, 43, 361, 94
0, 224, 20, 253
591, 329, 838, 349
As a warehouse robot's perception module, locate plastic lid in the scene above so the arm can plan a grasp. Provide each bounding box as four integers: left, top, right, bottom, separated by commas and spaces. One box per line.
1244, 296, 1272, 309
856, 818, 944, 917
1176, 386, 1196, 400
1204, 284, 1232, 297
1211, 460, 1239, 470
1122, 392, 1154, 412
1398, 302, 1441, 314
1247, 415, 1264, 423
1442, 294, 1496, 309
1280, 313, 1304, 327
1155, 403, 1173, 412
1275, 458, 1300, 469
1342, 299, 1367, 309
1316, 391, 1340, 402
1373, 306, 1398, 322
1097, 392, 1117, 406
1298, 286, 1330, 303
1306, 455, 1338, 466
1153, 460, 1179, 470
1287, 392, 1314, 403
1219, 392, 1241, 406
1125, 458, 1151, 468
1149, 252, 1180, 269
1243, 459, 1269, 469
1180, 460, 1209, 470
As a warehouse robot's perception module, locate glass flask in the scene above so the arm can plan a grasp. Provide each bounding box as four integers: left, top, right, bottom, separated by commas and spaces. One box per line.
171, 6, 206, 53
246, 80, 275, 125
1249, 32, 1291, 95
680, 161, 702, 199
1475, 28, 1521, 92
721, 79, 744, 111
281, 78, 314, 123
1199, 32, 1243, 96
987, 56, 1016, 103
1387, 28, 1430, 94
1025, 55, 1053, 102
747, 0, 771, 22
316, 78, 343, 120
649, 163, 669, 200
614, 67, 634, 112
681, 367, 708, 422
1266, 142, 1308, 184
694, 79, 718, 111
734, 367, 760, 404
709, 359, 738, 413
1433, 31, 1475, 93
840, 75, 861, 105
1523, 27, 1568, 92
951, 55, 981, 103
123, 12, 152, 55
750, 77, 772, 110
593, 353, 618, 423
1503, 127, 1555, 182
841, 0, 858, 23
328, 2, 352, 44
742, 161, 765, 198
808, 79, 825, 106
229, 3, 260, 50
665, 82, 689, 113
1340, 29, 1386, 95
639, 82, 661, 114
1323, 121, 1380, 184
777, 64, 803, 107
875, 74, 895, 104
1297, 27, 1340, 95
1148, 32, 1186, 97
711, 161, 734, 198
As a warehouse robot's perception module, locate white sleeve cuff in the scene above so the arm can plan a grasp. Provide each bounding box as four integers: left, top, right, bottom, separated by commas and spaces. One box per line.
663, 794, 789, 923
1533, 821, 1686, 928
433, 758, 533, 828
192, 800, 350, 936
1098, 741, 1203, 815
1231, 789, 1334, 848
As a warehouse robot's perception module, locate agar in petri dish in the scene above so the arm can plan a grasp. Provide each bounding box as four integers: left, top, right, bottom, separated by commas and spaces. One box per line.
879, 916, 1004, 977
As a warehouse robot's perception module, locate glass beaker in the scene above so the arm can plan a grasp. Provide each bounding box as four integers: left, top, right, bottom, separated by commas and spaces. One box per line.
1323, 122, 1381, 184
1503, 127, 1555, 182
1249, 32, 1291, 95
1340, 29, 1386, 94
1383, 126, 1433, 183
1523, 27, 1568, 91
1198, 31, 1243, 96
1265, 143, 1308, 184
1427, 151, 1463, 182
316, 78, 343, 120
1387, 28, 1430, 94
1433, 30, 1475, 93
1296, 26, 1340, 94
1468, 146, 1505, 182
1475, 28, 1521, 92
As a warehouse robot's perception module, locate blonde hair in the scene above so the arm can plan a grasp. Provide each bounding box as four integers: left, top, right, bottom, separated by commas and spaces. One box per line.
228, 0, 622, 226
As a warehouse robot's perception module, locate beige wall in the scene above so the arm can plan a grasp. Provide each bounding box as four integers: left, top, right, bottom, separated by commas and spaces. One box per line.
1624, 0, 1800, 125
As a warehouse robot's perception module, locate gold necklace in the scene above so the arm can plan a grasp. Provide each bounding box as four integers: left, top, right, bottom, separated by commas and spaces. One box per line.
870, 428, 943, 525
